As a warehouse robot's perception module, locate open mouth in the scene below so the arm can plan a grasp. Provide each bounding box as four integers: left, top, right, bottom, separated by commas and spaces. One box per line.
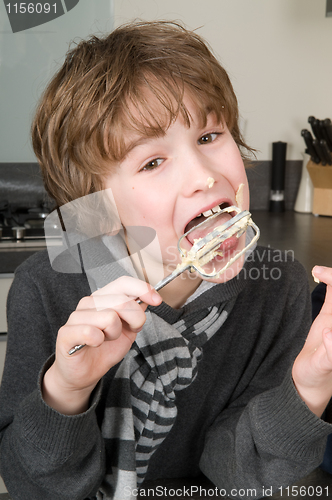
176, 201, 260, 279
179, 203, 248, 279
184, 202, 237, 251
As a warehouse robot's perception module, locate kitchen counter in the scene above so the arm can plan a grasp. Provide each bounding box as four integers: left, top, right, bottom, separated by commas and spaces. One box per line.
0, 248, 44, 274
251, 210, 332, 291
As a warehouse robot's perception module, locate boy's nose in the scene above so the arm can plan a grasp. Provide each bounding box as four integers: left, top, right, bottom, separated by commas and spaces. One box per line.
180, 153, 216, 196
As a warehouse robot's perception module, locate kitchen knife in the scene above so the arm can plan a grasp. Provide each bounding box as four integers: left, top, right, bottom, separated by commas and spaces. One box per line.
323, 119, 332, 151
301, 129, 321, 163
308, 116, 324, 141
313, 139, 326, 165
318, 120, 332, 151
319, 139, 332, 165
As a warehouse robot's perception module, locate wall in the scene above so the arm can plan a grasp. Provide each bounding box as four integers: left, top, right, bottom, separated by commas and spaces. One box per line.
1, 1, 331, 163
0, 0, 114, 163
113, 0, 332, 161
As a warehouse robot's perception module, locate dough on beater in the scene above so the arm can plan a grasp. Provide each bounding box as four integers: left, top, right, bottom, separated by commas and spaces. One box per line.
235, 183, 245, 210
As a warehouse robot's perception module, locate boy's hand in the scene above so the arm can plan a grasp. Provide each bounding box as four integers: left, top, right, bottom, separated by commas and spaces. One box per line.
42, 276, 162, 415
292, 266, 332, 417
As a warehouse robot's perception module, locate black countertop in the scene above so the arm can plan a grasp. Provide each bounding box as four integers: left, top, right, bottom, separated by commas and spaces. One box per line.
0, 249, 41, 275
251, 210, 332, 291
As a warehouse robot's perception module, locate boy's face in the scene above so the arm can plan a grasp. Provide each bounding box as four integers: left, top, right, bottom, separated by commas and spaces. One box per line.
104, 96, 250, 286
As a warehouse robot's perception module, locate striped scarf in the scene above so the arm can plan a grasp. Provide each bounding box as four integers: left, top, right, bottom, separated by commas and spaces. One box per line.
96, 298, 236, 499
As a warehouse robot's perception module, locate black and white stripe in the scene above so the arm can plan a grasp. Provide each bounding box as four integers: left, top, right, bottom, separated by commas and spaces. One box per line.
97, 300, 235, 499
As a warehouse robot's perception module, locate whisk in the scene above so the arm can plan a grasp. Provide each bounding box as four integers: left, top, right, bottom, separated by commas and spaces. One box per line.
68, 206, 259, 354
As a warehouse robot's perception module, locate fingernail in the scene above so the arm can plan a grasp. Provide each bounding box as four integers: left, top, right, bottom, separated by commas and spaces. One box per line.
313, 266, 323, 275
312, 266, 322, 283
152, 292, 161, 304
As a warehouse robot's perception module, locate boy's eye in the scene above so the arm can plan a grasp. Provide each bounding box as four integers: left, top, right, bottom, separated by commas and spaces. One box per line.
198, 132, 220, 145
141, 158, 163, 172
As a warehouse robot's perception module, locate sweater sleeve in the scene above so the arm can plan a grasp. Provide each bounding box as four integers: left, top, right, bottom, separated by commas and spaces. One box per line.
0, 260, 105, 500
199, 263, 332, 499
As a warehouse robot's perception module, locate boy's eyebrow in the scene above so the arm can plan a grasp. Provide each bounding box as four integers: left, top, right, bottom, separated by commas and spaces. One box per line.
121, 110, 220, 158
122, 133, 166, 159
125, 136, 152, 154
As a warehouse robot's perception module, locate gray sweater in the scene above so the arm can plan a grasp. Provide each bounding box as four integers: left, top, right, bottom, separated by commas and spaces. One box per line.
0, 246, 331, 499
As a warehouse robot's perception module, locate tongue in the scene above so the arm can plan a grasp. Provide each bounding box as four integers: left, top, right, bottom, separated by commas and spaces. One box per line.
185, 212, 233, 245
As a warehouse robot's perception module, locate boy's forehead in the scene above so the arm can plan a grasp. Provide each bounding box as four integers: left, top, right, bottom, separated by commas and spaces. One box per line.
122, 109, 216, 157
120, 95, 218, 155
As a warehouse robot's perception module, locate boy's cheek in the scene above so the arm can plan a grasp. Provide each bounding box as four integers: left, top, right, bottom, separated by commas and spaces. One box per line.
164, 245, 181, 264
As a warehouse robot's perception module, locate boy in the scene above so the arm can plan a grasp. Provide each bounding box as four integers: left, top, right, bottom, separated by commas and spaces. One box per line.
1, 20, 332, 500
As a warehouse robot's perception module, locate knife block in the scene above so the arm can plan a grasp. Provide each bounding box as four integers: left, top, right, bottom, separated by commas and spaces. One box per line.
307, 160, 332, 216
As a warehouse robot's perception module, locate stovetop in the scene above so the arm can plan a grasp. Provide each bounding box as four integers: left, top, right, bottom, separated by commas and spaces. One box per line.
0, 227, 46, 249
0, 201, 51, 249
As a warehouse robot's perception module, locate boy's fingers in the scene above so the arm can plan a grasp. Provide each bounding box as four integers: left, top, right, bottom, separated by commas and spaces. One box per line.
93, 276, 161, 304
68, 301, 147, 333
110, 299, 148, 331
80, 293, 140, 311
138, 289, 162, 306
312, 266, 332, 286
78, 290, 160, 312
312, 266, 332, 313
310, 329, 332, 372
66, 278, 162, 354
58, 324, 111, 354
322, 328, 332, 366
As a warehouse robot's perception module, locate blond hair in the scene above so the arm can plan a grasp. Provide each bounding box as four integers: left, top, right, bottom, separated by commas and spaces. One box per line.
32, 20, 253, 207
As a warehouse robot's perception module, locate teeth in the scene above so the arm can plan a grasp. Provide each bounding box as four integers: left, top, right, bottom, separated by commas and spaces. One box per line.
212, 205, 222, 213
196, 205, 224, 219
203, 209, 213, 217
